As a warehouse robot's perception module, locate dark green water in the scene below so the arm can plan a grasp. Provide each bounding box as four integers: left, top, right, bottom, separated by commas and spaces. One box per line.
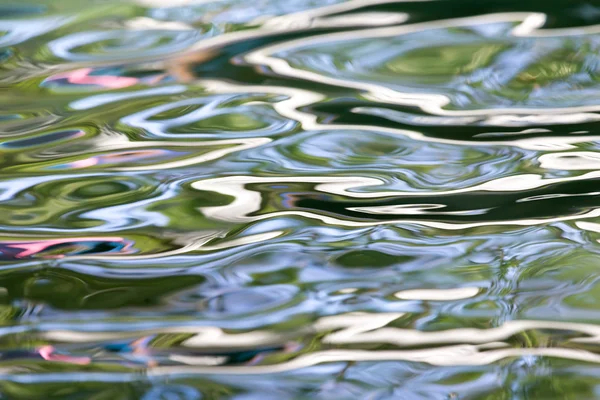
3, 0, 600, 398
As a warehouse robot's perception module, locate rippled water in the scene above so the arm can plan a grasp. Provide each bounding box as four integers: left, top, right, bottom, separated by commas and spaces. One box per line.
4, 0, 600, 398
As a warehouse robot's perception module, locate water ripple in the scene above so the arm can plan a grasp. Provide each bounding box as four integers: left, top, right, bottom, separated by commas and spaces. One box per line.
4, 0, 600, 397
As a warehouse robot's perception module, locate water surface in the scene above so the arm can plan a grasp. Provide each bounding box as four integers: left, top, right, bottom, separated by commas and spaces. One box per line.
2, 0, 600, 398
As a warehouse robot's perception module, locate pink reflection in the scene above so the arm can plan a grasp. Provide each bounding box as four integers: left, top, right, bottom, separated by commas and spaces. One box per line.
1, 237, 133, 259
45, 68, 140, 89
38, 345, 91, 365
59, 149, 176, 170
68, 158, 98, 169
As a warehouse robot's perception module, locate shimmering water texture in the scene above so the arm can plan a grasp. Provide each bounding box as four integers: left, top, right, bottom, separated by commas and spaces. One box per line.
5, 0, 600, 398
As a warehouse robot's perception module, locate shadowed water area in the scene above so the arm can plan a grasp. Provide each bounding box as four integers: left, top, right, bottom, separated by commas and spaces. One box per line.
3, 0, 600, 398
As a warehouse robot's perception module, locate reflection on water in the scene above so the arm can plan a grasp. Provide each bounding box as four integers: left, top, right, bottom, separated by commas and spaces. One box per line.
4, 0, 600, 398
